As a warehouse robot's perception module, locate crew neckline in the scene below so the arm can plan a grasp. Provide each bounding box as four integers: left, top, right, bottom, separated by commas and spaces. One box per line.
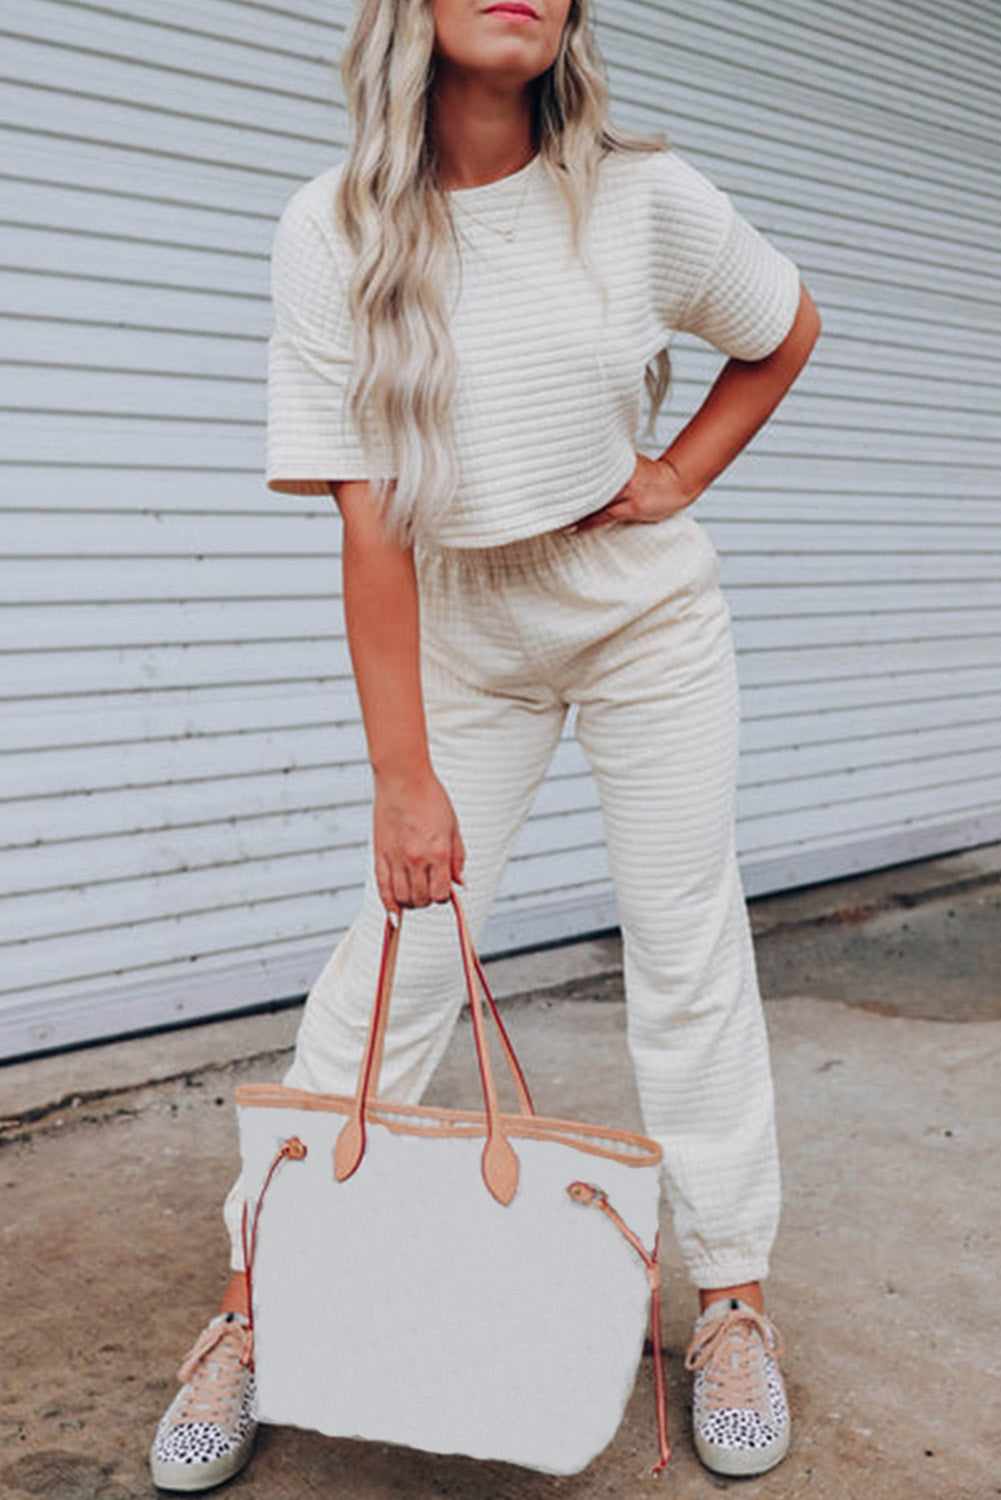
444, 152, 541, 201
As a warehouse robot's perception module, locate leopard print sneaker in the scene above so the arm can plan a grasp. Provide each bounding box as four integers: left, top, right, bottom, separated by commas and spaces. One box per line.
683, 1296, 790, 1477
150, 1310, 258, 1492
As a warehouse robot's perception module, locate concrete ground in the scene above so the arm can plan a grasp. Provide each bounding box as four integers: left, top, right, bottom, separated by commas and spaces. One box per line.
2, 844, 1000, 1500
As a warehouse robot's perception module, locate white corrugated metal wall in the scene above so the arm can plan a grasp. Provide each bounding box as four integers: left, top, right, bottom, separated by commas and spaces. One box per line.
609, 0, 1001, 893
2, 0, 998, 1059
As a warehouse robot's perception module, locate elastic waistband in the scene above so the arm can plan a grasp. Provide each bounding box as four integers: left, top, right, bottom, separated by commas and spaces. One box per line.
416, 513, 693, 593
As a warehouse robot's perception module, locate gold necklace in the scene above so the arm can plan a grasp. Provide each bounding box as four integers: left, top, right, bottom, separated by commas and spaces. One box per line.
449, 157, 538, 243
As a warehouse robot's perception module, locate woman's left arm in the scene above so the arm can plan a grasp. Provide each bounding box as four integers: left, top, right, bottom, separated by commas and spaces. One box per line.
571, 282, 822, 532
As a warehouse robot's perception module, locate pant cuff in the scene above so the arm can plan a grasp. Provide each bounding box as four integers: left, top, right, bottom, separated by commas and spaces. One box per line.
685, 1260, 770, 1290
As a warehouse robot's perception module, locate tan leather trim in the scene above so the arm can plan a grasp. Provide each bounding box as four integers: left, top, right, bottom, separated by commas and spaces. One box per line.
234, 1082, 662, 1168
566, 1183, 672, 1470
451, 891, 521, 1201
334, 909, 401, 1184
335, 892, 532, 1203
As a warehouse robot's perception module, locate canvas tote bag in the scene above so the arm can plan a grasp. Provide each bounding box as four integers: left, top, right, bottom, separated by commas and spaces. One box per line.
234, 891, 672, 1476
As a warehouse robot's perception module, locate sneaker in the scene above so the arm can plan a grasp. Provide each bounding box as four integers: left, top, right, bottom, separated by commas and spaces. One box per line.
683, 1296, 790, 1477
150, 1310, 258, 1492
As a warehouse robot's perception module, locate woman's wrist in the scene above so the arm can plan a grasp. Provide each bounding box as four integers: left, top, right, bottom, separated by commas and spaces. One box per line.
658, 450, 701, 509
372, 755, 437, 795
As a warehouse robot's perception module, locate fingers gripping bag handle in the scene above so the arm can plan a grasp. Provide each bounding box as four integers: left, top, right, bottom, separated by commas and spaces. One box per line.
334, 890, 534, 1203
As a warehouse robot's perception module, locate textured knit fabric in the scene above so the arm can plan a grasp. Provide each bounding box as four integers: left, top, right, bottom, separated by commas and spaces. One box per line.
223, 511, 782, 1287
265, 148, 801, 546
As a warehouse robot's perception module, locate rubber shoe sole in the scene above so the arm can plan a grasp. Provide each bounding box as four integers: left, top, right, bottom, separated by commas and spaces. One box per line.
149, 1420, 257, 1492
694, 1419, 790, 1477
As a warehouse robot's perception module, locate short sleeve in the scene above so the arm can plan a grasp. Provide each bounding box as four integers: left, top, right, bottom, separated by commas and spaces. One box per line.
652, 150, 801, 362
265, 188, 394, 494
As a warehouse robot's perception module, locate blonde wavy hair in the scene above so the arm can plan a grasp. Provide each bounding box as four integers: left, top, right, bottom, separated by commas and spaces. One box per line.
334, 0, 671, 545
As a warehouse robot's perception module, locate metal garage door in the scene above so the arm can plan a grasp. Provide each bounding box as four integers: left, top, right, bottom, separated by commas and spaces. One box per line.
2, 0, 998, 1057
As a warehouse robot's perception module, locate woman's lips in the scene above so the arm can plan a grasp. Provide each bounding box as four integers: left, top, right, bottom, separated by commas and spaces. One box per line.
484, 2, 540, 17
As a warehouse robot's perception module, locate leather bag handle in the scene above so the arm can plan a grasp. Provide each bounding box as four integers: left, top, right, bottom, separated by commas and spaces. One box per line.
334, 890, 533, 1204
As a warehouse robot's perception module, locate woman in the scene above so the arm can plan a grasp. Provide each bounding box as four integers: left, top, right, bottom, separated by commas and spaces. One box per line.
149, 0, 821, 1487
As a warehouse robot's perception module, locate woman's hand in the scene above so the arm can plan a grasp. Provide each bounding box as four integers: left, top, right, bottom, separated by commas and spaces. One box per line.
373, 766, 466, 918
567, 453, 693, 533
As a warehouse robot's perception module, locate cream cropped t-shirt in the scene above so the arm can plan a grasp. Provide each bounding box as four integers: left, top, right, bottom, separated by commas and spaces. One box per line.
265, 147, 801, 549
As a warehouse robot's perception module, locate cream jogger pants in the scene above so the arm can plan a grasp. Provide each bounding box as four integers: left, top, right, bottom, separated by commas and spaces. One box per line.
223, 510, 782, 1289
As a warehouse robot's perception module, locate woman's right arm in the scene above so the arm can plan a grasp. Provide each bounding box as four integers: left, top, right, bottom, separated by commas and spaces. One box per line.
330, 480, 465, 918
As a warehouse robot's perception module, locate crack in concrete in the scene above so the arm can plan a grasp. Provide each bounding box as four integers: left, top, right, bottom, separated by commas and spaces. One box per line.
749, 867, 1001, 941
0, 1049, 296, 1145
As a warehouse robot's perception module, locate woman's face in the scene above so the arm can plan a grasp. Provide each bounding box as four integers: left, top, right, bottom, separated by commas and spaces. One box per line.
429, 0, 574, 88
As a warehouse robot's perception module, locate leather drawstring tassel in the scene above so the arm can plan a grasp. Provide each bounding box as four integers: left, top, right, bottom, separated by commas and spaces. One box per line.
240, 1137, 308, 1373
568, 1181, 672, 1474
